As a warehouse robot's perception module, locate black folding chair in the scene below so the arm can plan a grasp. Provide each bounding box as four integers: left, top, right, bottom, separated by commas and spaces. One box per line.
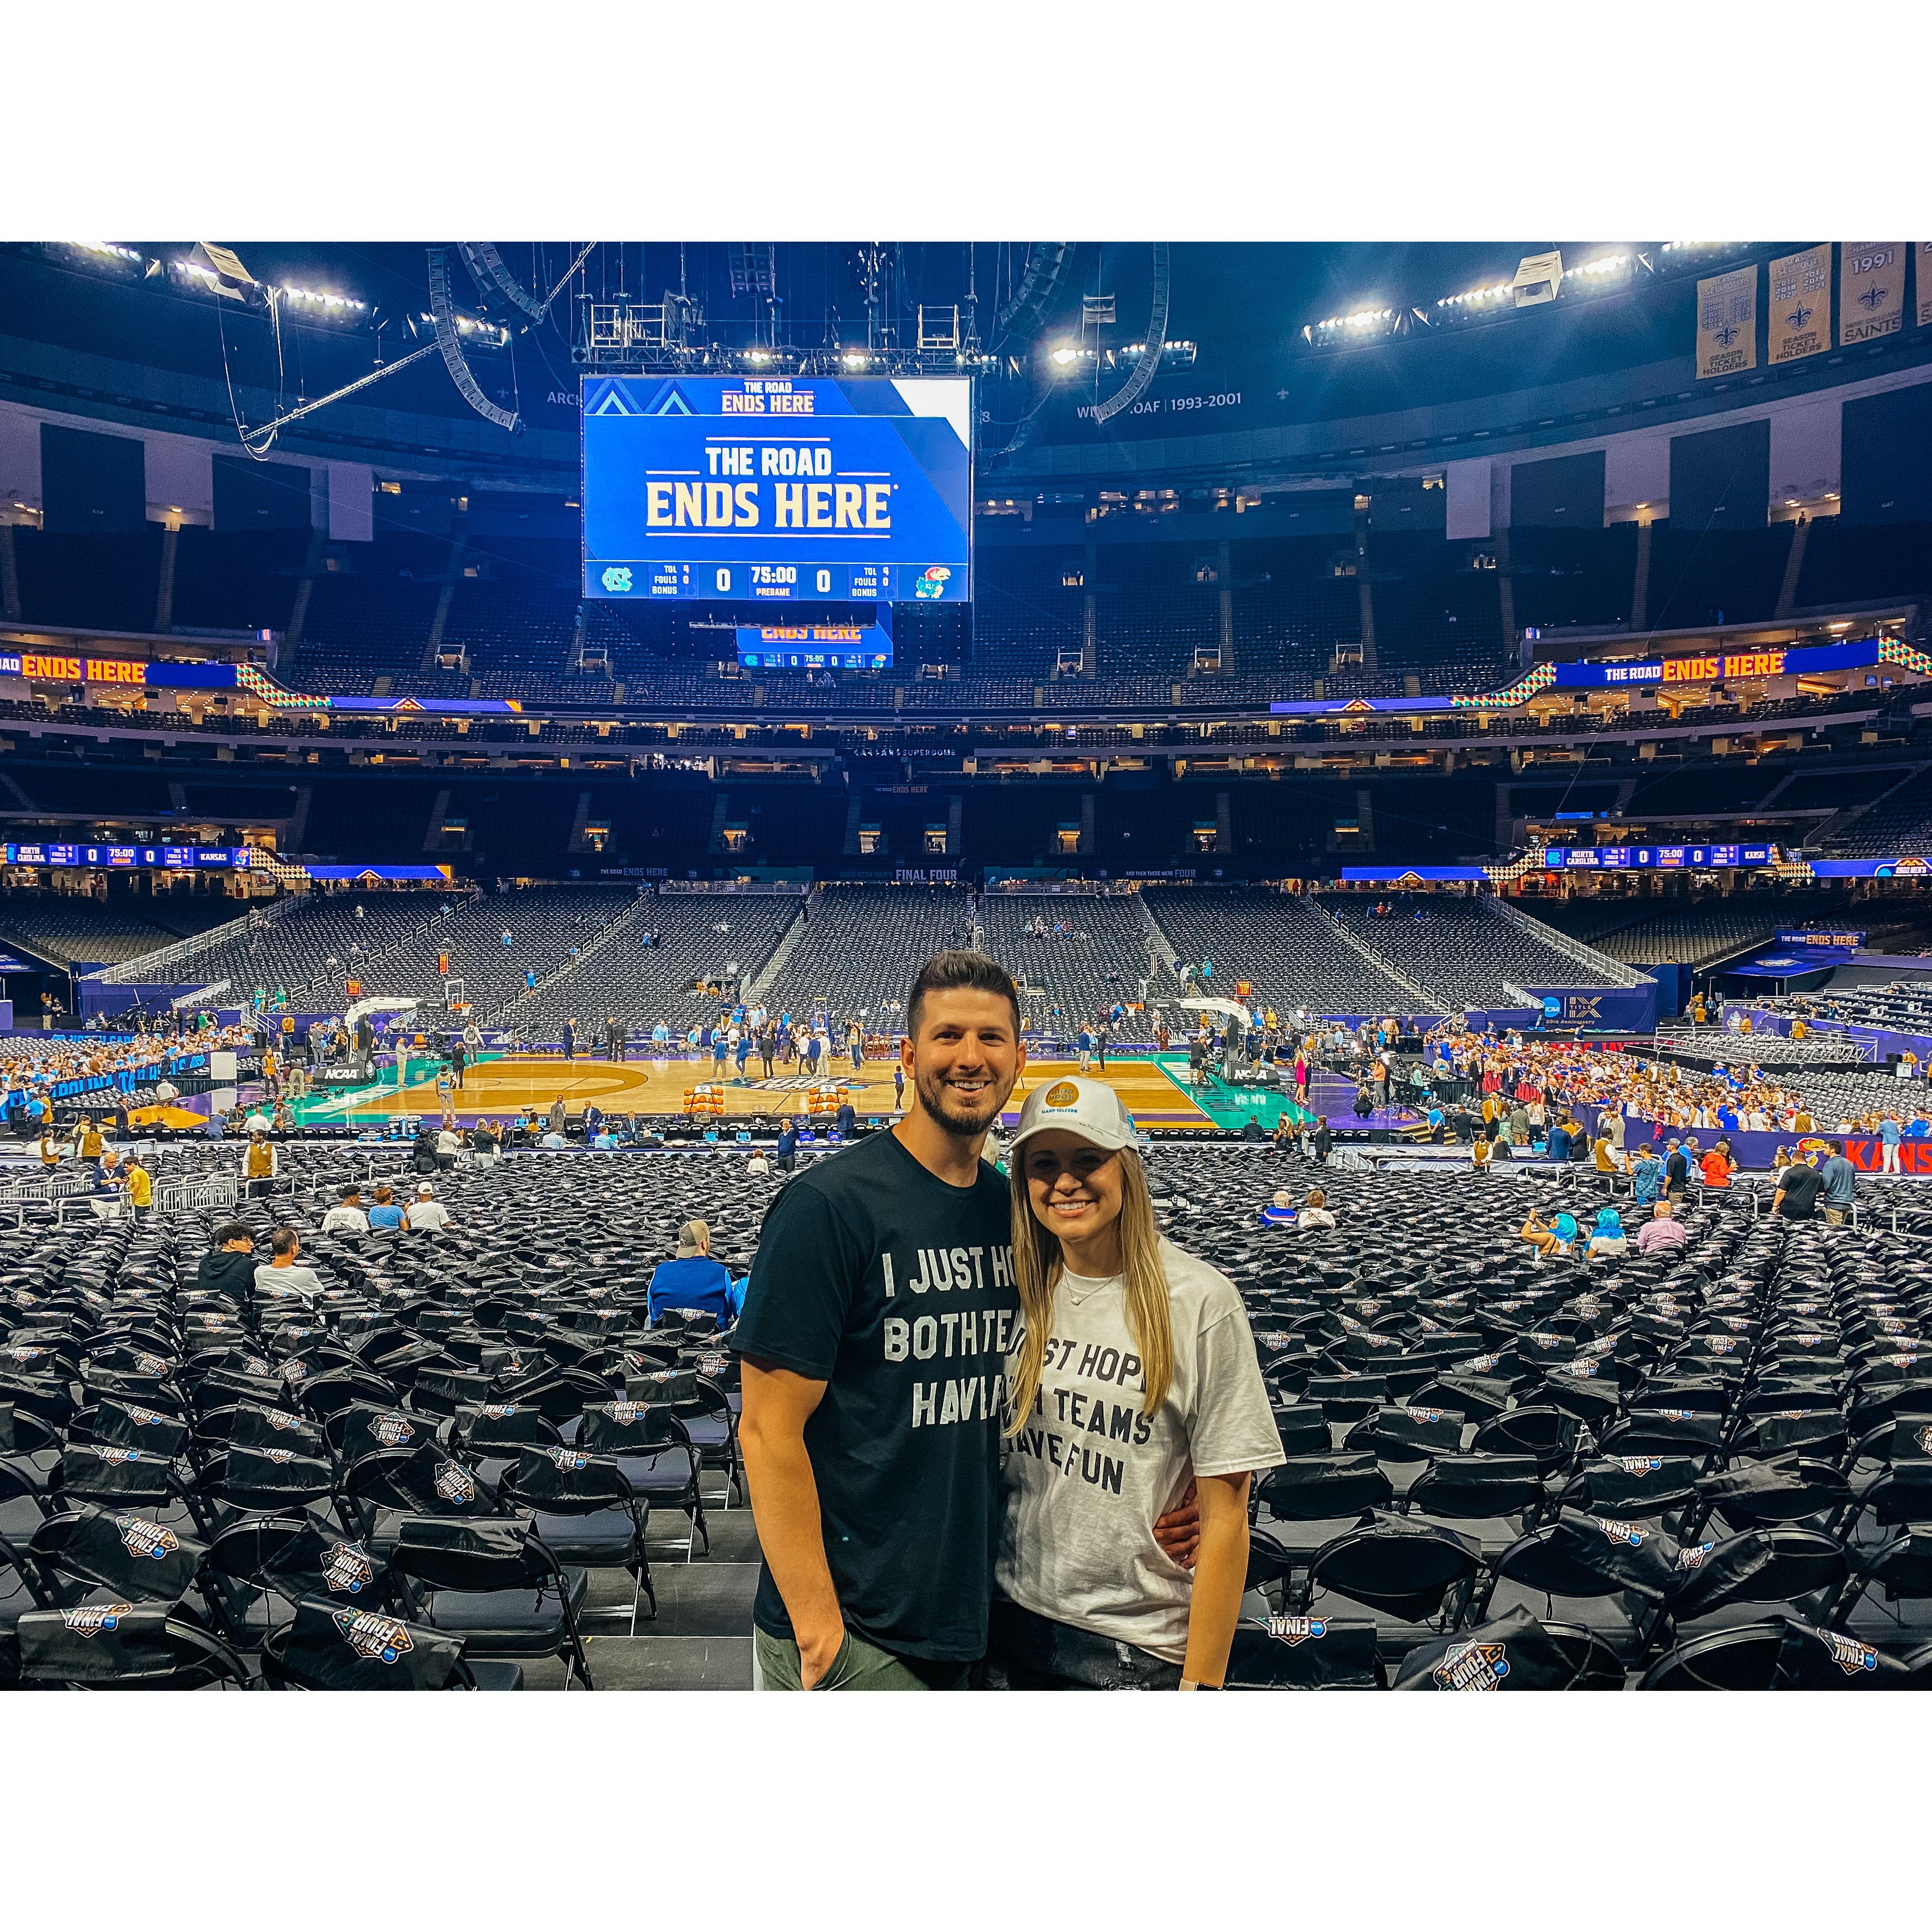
16, 1601, 253, 1689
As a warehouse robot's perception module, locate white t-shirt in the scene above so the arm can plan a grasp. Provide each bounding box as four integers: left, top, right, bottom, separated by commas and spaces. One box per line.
408, 1200, 451, 1231
996, 1237, 1284, 1664
321, 1204, 369, 1234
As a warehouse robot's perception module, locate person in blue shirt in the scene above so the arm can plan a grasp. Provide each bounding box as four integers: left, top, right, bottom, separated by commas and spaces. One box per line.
1630, 1147, 1662, 1205
1879, 1114, 1903, 1174
648, 1219, 735, 1325
367, 1183, 406, 1232
774, 1117, 799, 1173
1547, 1120, 1574, 1165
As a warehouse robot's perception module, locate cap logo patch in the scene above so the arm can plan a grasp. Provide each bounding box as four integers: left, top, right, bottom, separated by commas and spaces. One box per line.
1044, 1081, 1080, 1108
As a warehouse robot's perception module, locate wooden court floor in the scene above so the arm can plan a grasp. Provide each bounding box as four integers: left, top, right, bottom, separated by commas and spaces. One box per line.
289, 1053, 1221, 1131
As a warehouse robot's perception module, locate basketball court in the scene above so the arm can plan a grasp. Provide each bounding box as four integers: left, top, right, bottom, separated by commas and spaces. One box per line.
282, 1051, 1264, 1132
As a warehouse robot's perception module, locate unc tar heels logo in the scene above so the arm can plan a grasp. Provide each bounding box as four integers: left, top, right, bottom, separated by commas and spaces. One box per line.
601, 566, 633, 593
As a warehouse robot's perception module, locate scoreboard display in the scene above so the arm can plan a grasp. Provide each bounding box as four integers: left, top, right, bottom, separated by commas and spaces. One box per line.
581, 375, 972, 604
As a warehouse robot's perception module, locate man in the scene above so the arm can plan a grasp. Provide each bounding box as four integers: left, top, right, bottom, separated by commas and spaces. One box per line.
834, 1098, 857, 1137
123, 1154, 153, 1223
607, 1015, 626, 1064
405, 1181, 451, 1233
154, 1075, 180, 1107
1662, 1138, 1690, 1201
1636, 1200, 1688, 1255
1547, 1116, 1574, 1166
321, 1184, 369, 1235
242, 1124, 279, 1197
1880, 1113, 1903, 1176
197, 1222, 259, 1302
737, 950, 1192, 1693
546, 1095, 567, 1138
450, 1034, 468, 1091
1819, 1146, 1858, 1226
773, 1116, 799, 1174
562, 1018, 577, 1063
1772, 1155, 1825, 1222
1310, 1116, 1332, 1163
1629, 1145, 1663, 1207
256, 1226, 326, 1307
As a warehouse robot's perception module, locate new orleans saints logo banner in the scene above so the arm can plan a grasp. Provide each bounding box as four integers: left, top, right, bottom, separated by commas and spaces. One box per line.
1840, 242, 1904, 345
1696, 265, 1757, 378
1769, 245, 1830, 364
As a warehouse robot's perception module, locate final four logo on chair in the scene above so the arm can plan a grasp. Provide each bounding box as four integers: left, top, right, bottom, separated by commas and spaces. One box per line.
1618, 1457, 1664, 1475
1677, 1542, 1714, 1571
1433, 1640, 1510, 1690
547, 1448, 589, 1472
63, 1604, 133, 1637
1599, 1519, 1646, 1549
1822, 1631, 1878, 1675
1266, 1615, 1327, 1646
374, 1414, 416, 1447
114, 1516, 178, 1560
433, 1462, 475, 1505
323, 1543, 375, 1595
333, 1609, 412, 1664
1044, 1081, 1080, 1108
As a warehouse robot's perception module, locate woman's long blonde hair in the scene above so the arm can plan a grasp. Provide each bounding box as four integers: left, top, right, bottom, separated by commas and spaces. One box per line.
1004, 1144, 1174, 1434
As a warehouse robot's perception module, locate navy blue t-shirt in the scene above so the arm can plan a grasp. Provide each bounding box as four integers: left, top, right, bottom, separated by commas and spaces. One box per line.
734, 1130, 1016, 1662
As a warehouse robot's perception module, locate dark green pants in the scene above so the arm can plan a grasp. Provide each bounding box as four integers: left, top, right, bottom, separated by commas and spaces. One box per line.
752, 1625, 971, 1692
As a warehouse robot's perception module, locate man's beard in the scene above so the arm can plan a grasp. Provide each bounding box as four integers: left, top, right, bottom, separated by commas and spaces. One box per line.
914, 1065, 1009, 1140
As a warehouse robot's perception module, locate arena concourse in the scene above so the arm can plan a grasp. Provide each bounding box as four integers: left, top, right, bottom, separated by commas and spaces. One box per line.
6, 229, 1932, 1697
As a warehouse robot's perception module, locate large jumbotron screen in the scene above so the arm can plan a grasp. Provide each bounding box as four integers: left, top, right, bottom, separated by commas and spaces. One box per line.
580, 374, 972, 604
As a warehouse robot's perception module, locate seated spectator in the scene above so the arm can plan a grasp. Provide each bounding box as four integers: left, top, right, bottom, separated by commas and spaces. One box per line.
367, 1183, 406, 1233
198, 1222, 258, 1300
256, 1226, 325, 1306
1700, 1142, 1735, 1190
1585, 1208, 1628, 1259
745, 1147, 773, 1178
1258, 1189, 1298, 1226
321, 1185, 369, 1235
1773, 1157, 1824, 1221
1470, 1135, 1494, 1173
648, 1219, 734, 1325
1519, 1209, 1578, 1260
1298, 1188, 1337, 1230
1636, 1201, 1689, 1255
405, 1182, 451, 1233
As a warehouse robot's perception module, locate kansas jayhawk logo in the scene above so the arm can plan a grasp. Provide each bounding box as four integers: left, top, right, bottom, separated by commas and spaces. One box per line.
332, 1609, 413, 1664
1433, 1640, 1510, 1690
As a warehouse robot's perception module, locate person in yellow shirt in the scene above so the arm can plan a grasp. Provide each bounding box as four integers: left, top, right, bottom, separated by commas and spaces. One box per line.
125, 1156, 154, 1221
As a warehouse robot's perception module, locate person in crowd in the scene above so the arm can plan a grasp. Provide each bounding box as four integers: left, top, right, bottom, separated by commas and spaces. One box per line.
1819, 1145, 1858, 1226
405, 1181, 451, 1233
745, 1147, 773, 1179
773, 1116, 799, 1174
1585, 1207, 1629, 1259
546, 1095, 567, 1137
986, 1075, 1282, 1690
1772, 1154, 1824, 1222
834, 1098, 857, 1137
1546, 1116, 1574, 1165
122, 1153, 153, 1222
1519, 1208, 1579, 1260
1879, 1113, 1903, 1175
197, 1222, 258, 1302
1592, 1131, 1619, 1175
562, 1017, 578, 1063
256, 1226, 326, 1307
1258, 1188, 1298, 1226
1629, 1145, 1663, 1206
1637, 1200, 1689, 1255
1700, 1139, 1735, 1190
1470, 1134, 1495, 1173
366, 1183, 406, 1233
321, 1184, 369, 1235
1298, 1187, 1337, 1230
735, 953, 1199, 1694
649, 1218, 735, 1326
1662, 1138, 1690, 1200
242, 1123, 279, 1196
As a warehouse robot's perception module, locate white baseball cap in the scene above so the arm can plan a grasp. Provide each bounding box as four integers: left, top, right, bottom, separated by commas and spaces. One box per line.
1009, 1076, 1138, 1155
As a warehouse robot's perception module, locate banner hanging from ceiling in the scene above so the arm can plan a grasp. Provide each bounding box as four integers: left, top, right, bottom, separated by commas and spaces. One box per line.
1840, 242, 1905, 345
1768, 245, 1831, 364
1695, 265, 1757, 379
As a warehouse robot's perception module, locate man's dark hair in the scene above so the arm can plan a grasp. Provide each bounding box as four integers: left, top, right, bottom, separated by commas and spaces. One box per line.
213, 1222, 253, 1248
906, 951, 1021, 1040
270, 1225, 300, 1258
339, 1184, 362, 1201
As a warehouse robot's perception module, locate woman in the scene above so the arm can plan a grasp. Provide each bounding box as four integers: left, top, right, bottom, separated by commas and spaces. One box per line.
990, 1078, 1283, 1691
1519, 1208, 1578, 1260
1701, 1140, 1736, 1190
1585, 1208, 1628, 1260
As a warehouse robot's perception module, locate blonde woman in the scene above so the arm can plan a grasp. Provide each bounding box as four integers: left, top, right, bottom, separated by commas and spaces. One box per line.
990, 1077, 1283, 1691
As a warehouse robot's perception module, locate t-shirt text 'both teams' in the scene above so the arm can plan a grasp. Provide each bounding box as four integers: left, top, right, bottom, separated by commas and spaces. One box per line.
880, 1240, 1017, 1430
